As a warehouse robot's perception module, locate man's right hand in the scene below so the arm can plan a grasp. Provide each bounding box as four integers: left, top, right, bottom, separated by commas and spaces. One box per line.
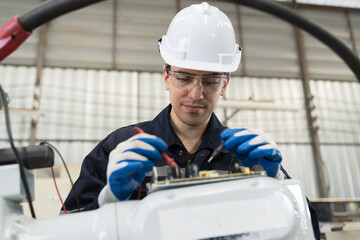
98, 133, 167, 205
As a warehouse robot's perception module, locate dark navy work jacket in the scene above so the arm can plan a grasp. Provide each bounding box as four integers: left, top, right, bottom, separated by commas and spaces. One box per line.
64, 104, 320, 239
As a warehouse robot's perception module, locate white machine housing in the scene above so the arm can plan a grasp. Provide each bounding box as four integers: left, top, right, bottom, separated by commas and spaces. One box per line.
1, 174, 315, 240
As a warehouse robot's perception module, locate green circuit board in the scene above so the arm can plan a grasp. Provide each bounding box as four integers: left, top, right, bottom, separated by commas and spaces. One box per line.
150, 170, 266, 192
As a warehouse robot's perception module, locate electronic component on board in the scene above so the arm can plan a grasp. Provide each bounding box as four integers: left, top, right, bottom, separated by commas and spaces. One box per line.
199, 170, 219, 178
185, 164, 199, 178
167, 166, 181, 180
151, 166, 265, 193
251, 164, 264, 172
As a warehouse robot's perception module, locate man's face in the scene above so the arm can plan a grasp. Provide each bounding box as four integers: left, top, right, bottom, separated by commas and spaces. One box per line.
163, 65, 230, 128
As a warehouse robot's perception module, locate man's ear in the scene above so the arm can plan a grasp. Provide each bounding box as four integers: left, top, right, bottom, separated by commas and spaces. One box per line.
220, 74, 230, 96
163, 65, 170, 90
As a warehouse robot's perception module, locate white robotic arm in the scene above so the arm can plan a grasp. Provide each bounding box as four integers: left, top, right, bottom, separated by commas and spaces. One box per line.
1, 173, 315, 240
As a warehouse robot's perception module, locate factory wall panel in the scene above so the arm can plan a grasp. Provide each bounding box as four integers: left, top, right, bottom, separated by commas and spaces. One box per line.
238, 6, 300, 78
224, 77, 309, 143
114, 0, 175, 72
44, 0, 113, 69
279, 143, 319, 198
321, 145, 360, 198
350, 12, 360, 57
37, 68, 139, 142
0, 65, 35, 148
311, 80, 360, 198
138, 72, 169, 121
311, 80, 360, 145
299, 8, 355, 81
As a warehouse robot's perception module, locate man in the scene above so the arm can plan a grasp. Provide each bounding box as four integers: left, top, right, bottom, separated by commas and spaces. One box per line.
64, 2, 320, 239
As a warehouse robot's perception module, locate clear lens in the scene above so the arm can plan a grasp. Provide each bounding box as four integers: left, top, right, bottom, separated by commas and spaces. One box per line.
167, 69, 226, 93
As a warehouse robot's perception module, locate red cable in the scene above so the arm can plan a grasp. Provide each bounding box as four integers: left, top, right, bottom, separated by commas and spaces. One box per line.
132, 126, 177, 200
51, 167, 68, 214
160, 152, 178, 167
137, 184, 142, 200
132, 126, 145, 135
132, 126, 178, 200
132, 127, 178, 167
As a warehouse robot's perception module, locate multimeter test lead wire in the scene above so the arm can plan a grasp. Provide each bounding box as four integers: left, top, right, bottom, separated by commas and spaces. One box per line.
132, 126, 178, 167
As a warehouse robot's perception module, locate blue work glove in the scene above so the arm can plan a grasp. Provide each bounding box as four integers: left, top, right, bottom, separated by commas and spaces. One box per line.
221, 128, 282, 178
98, 133, 167, 206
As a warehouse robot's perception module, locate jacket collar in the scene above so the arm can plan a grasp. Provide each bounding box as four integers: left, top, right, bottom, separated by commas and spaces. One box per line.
151, 104, 226, 150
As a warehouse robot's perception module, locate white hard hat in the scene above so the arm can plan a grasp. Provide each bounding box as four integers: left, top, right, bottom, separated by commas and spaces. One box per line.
158, 2, 241, 73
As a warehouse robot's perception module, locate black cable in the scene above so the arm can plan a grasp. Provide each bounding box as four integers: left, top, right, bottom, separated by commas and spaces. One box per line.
227, 155, 236, 174
222, 0, 360, 82
18, 0, 106, 32
39, 141, 81, 212
0, 84, 36, 218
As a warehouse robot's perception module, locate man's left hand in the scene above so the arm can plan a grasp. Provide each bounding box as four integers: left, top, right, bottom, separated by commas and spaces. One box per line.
221, 128, 282, 178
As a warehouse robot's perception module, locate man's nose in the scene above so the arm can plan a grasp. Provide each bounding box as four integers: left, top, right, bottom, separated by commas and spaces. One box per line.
188, 82, 204, 100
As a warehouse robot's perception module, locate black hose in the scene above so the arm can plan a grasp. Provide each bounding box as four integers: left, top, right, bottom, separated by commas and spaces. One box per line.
18, 0, 106, 32
223, 0, 360, 81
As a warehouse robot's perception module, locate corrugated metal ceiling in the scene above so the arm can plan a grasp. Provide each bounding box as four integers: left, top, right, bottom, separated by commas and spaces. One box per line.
0, 0, 359, 81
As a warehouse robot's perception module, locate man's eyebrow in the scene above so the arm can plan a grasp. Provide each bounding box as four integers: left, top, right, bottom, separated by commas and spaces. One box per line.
173, 71, 226, 77
203, 73, 228, 77
173, 70, 196, 76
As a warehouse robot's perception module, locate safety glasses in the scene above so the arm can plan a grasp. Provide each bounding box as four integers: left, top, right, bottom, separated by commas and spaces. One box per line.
165, 65, 228, 93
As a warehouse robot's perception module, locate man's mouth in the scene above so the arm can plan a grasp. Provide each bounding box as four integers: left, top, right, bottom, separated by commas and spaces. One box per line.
183, 104, 205, 112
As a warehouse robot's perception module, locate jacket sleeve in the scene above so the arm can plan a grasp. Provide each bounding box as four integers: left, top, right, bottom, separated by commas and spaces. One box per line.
64, 135, 114, 212
308, 199, 321, 240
